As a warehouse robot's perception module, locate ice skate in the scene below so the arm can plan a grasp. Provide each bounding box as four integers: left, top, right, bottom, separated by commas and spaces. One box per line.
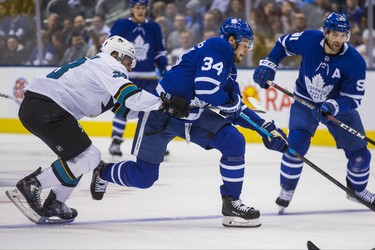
109, 138, 123, 158
40, 190, 77, 224
275, 188, 295, 214
346, 178, 375, 210
5, 167, 44, 223
5, 188, 42, 223
221, 197, 261, 227
90, 161, 108, 200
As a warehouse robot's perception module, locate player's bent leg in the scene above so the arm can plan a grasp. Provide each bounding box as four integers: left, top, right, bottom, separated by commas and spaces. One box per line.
98, 158, 160, 189
277, 129, 311, 213
208, 125, 261, 227
35, 144, 100, 190
345, 147, 375, 208
14, 145, 99, 222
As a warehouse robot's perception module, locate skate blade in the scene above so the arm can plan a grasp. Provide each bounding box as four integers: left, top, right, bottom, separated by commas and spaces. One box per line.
5, 188, 41, 224
36, 216, 75, 225
222, 216, 261, 227
278, 206, 286, 215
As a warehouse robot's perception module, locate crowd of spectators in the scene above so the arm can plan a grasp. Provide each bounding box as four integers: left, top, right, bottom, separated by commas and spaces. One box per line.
0, 0, 374, 68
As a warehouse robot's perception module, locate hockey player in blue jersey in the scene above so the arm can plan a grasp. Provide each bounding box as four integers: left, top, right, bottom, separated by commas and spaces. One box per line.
108, 0, 168, 158
253, 12, 375, 213
90, 17, 289, 227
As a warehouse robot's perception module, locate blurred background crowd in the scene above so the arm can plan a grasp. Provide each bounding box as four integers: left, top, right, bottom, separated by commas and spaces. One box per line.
0, 0, 375, 68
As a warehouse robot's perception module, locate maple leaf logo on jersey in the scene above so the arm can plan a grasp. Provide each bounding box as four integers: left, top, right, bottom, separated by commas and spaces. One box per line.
133, 35, 149, 62
305, 74, 334, 102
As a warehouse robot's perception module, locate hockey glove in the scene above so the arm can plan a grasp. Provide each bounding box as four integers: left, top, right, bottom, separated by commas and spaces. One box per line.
160, 92, 190, 118
218, 93, 242, 120
253, 57, 278, 89
312, 99, 338, 124
261, 121, 289, 153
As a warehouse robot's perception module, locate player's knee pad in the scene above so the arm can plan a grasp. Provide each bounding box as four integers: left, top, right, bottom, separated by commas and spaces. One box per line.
211, 125, 245, 157
288, 129, 311, 156
345, 147, 371, 174
67, 144, 101, 176
52, 144, 101, 187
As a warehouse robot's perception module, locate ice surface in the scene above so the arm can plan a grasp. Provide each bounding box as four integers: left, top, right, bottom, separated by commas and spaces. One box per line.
0, 134, 374, 249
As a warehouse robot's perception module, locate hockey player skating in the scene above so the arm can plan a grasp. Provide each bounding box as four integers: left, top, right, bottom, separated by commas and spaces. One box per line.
5, 36, 189, 224
253, 12, 375, 213
107, 0, 169, 158
90, 18, 289, 227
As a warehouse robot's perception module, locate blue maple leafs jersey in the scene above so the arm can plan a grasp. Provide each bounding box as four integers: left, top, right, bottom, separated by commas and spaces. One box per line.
269, 30, 366, 111
159, 38, 239, 107
158, 37, 265, 128
109, 18, 167, 78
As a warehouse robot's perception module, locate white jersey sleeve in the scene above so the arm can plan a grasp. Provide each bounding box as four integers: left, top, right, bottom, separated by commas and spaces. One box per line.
25, 53, 161, 119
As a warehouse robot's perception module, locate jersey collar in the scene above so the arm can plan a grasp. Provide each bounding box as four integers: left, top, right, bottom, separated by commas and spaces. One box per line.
320, 38, 348, 56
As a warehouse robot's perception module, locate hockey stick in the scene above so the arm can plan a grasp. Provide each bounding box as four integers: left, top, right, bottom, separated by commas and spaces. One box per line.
267, 81, 375, 146
239, 112, 375, 212
306, 240, 320, 250
130, 75, 160, 80
246, 97, 266, 113
0, 92, 17, 101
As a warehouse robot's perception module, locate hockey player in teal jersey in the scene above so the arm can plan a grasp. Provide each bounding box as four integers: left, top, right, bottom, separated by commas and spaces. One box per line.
5, 36, 188, 224
91, 18, 289, 227
253, 12, 375, 213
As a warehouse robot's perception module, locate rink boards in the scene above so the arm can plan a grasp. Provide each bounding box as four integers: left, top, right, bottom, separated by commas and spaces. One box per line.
0, 67, 374, 147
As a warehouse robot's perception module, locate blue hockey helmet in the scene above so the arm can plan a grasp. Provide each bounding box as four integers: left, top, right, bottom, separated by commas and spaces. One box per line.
323, 12, 350, 33
219, 17, 254, 49
130, 0, 148, 7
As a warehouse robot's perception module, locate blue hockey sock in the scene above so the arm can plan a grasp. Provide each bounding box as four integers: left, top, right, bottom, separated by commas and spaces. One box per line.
100, 159, 159, 188
111, 117, 126, 140
219, 156, 245, 199
100, 162, 128, 186
280, 152, 303, 190
346, 147, 371, 192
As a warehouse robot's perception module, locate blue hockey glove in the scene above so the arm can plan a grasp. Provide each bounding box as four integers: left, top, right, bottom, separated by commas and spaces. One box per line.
312, 99, 339, 124
261, 121, 289, 153
253, 57, 278, 89
218, 93, 242, 119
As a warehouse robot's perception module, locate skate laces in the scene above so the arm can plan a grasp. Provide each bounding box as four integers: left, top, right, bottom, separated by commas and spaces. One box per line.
47, 201, 75, 218
59, 202, 74, 216
279, 189, 294, 201
29, 179, 43, 207
231, 199, 251, 212
94, 177, 108, 192
356, 189, 375, 204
